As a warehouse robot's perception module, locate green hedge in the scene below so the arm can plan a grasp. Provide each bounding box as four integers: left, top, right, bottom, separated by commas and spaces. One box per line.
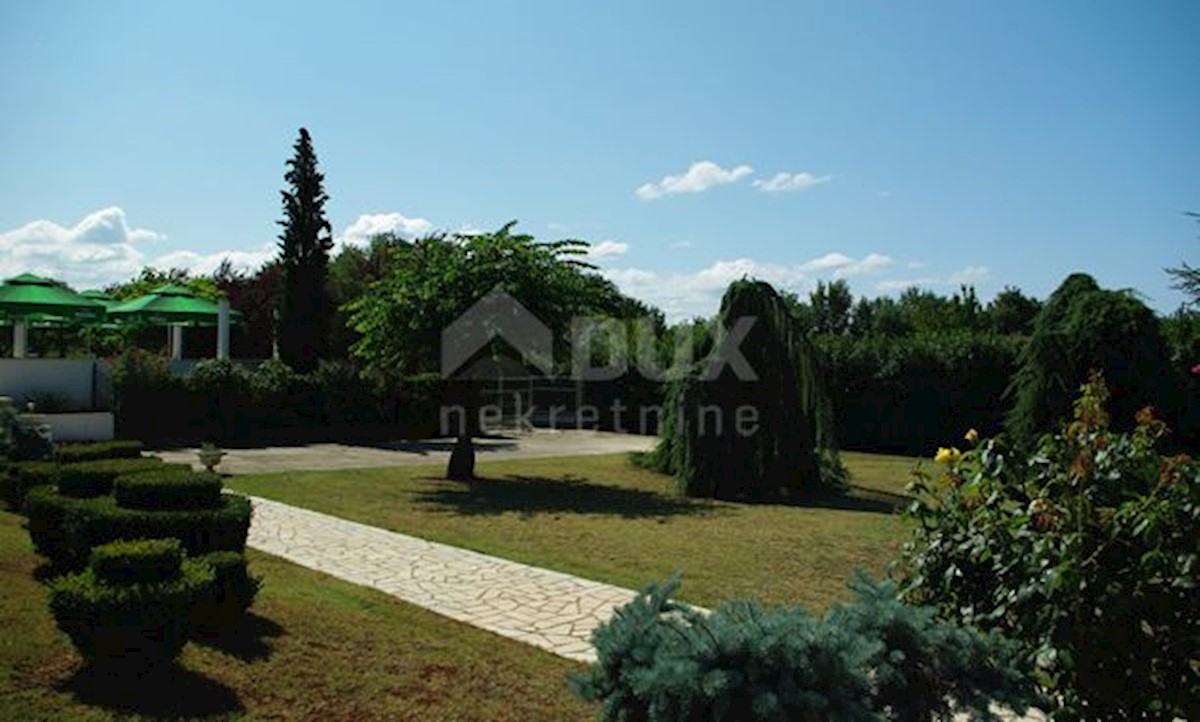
112, 470, 223, 511
817, 331, 1023, 456
2, 461, 59, 511
56, 457, 181, 498
29, 490, 251, 569
25, 485, 77, 560
55, 440, 145, 464
48, 543, 214, 666
90, 537, 184, 585
193, 551, 261, 633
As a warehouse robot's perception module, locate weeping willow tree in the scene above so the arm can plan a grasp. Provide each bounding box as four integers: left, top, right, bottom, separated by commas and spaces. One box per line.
1006, 272, 1178, 446
648, 279, 841, 500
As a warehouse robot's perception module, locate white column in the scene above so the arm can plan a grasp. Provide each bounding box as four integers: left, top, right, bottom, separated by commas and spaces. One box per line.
12, 321, 27, 358
170, 325, 183, 360
217, 299, 231, 360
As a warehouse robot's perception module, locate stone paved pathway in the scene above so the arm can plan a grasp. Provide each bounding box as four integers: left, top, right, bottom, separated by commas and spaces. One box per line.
246, 495, 643, 662
247, 494, 1049, 720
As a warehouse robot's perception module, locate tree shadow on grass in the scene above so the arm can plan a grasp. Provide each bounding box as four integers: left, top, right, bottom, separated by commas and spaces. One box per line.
61, 661, 242, 718
369, 438, 519, 456
191, 611, 285, 662
770, 485, 910, 515
413, 474, 717, 519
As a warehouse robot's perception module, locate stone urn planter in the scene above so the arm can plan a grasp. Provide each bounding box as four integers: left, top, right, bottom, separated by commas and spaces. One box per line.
197, 443, 226, 472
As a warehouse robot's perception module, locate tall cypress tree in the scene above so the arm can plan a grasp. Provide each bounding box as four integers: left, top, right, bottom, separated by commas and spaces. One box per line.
277, 127, 334, 373
651, 279, 841, 500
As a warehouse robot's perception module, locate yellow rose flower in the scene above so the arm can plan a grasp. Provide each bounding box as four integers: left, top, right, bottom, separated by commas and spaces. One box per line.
964, 428, 979, 444
934, 447, 963, 464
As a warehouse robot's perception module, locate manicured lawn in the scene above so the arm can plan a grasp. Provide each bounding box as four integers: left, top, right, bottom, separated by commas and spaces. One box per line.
0, 510, 592, 722
226, 451, 923, 610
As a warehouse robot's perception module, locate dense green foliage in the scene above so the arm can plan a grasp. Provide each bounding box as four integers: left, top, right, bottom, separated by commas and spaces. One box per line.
192, 550, 262, 633
2, 460, 58, 509
347, 222, 653, 382
55, 457, 175, 498
570, 574, 1038, 722
54, 439, 145, 463
898, 376, 1199, 721
28, 488, 251, 569
1005, 273, 1178, 447
112, 470, 223, 510
110, 350, 394, 444
819, 331, 1022, 455
89, 537, 186, 584
277, 127, 335, 372
649, 280, 840, 499
48, 539, 215, 666
28, 447, 261, 663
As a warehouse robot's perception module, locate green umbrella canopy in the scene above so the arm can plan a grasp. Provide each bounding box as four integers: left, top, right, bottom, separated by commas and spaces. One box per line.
80, 289, 119, 310
0, 273, 106, 323
107, 284, 242, 327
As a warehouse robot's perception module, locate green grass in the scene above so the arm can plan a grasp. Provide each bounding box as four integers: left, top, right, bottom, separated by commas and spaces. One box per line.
226, 451, 923, 611
0, 509, 592, 722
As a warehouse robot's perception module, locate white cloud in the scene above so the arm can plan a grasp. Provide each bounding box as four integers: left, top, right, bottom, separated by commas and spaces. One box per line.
752, 171, 832, 194
0, 207, 286, 289
585, 240, 628, 259
152, 245, 277, 278
949, 266, 990, 284
876, 266, 991, 293
0, 207, 164, 289
877, 190, 893, 198
636, 161, 753, 200
799, 251, 894, 276
603, 251, 894, 322
338, 212, 433, 249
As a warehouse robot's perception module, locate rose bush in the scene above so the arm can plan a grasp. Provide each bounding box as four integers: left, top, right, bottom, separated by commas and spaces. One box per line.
898, 373, 1198, 721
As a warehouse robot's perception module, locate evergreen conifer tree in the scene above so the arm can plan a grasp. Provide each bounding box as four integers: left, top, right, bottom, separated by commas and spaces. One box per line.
277, 127, 334, 372
652, 279, 840, 499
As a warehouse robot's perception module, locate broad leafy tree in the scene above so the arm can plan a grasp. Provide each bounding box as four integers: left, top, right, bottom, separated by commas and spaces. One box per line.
327, 232, 413, 357
276, 127, 334, 373
347, 222, 651, 477
985, 285, 1041, 335
213, 259, 282, 360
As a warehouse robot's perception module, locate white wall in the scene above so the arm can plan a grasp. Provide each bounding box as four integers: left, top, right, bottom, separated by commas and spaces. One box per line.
22, 412, 115, 442
0, 359, 99, 410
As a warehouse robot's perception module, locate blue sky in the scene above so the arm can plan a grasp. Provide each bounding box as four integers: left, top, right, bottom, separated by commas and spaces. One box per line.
1, 0, 1197, 321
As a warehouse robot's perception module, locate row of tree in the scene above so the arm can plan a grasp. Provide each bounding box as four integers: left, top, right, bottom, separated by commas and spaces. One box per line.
14, 129, 1197, 466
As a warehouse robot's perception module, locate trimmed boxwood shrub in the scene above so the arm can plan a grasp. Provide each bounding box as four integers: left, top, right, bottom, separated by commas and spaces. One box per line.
56, 458, 183, 498
3, 461, 60, 510
90, 538, 184, 584
33, 492, 252, 569
55, 440, 145, 464
25, 484, 81, 560
113, 470, 223, 511
193, 551, 261, 632
48, 539, 214, 666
